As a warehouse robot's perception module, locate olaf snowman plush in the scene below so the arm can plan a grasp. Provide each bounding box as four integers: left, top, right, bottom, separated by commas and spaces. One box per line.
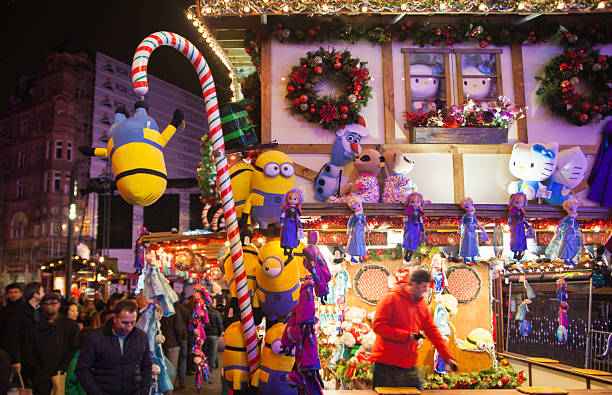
508, 142, 559, 200
462, 66, 494, 100
410, 64, 440, 112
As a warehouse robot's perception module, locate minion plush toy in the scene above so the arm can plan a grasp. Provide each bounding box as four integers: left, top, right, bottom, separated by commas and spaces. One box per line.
255, 239, 301, 322
230, 150, 296, 229
251, 323, 297, 395
222, 321, 255, 394
79, 101, 184, 206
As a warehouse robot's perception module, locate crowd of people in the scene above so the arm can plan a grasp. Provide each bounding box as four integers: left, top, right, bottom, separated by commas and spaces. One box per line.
0, 281, 228, 394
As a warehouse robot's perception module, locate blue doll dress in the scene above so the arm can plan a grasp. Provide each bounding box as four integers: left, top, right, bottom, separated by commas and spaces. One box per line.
346, 213, 367, 258
136, 265, 179, 316
403, 209, 424, 252
509, 208, 528, 253
280, 207, 301, 250
545, 216, 582, 264
433, 304, 451, 375
459, 213, 481, 260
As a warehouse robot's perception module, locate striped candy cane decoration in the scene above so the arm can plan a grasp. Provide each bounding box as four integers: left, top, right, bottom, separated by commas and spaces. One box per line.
132, 31, 259, 373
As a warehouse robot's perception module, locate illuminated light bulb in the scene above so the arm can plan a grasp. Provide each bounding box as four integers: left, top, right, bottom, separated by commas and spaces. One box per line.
283, 5, 289, 11
263, 0, 269, 2
440, 2, 447, 9
594, 226, 601, 232
585, 263, 590, 267
504, 224, 510, 231
198, 27, 204, 33
187, 13, 193, 20
244, 6, 250, 12
401, 3, 408, 10
225, 241, 230, 246
50, 263, 55, 267
257, 237, 264, 243
281, 77, 286, 81
557, 1, 565, 8
99, 256, 104, 263
191, 244, 197, 249
41, 266, 46, 270
597, 1, 606, 8
192, 21, 198, 27
322, 223, 329, 230
548, 225, 555, 231
202, 33, 207, 38
205, 7, 212, 13
361, 5, 368, 11
322, 4, 329, 11
478, 3, 487, 10
517, 2, 525, 9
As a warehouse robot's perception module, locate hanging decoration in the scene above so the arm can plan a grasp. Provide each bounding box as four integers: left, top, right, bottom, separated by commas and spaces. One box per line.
353, 264, 391, 305
285, 47, 372, 130
197, 134, 218, 204
446, 265, 482, 304
515, 279, 536, 337
536, 49, 612, 126
556, 278, 569, 344
190, 290, 213, 389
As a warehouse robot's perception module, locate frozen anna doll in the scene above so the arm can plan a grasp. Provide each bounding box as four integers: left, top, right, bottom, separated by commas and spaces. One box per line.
508, 192, 534, 261
459, 197, 488, 265
280, 189, 303, 256
403, 192, 426, 263
346, 195, 371, 264
545, 198, 583, 266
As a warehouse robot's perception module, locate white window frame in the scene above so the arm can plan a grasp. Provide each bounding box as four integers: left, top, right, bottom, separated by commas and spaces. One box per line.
66, 141, 73, 161
53, 172, 62, 193
55, 140, 63, 160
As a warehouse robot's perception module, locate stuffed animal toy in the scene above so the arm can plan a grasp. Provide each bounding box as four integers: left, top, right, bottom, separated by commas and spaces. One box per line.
345, 196, 371, 264
382, 147, 417, 203
222, 321, 253, 393
280, 189, 304, 256
410, 64, 440, 112
223, 242, 260, 308
462, 66, 494, 100
357, 331, 377, 355
251, 323, 296, 395
508, 142, 559, 200
508, 192, 534, 261
78, 101, 184, 206
328, 149, 385, 203
545, 147, 588, 206
313, 121, 369, 201
458, 197, 488, 265
230, 150, 296, 229
546, 199, 583, 265
255, 239, 300, 321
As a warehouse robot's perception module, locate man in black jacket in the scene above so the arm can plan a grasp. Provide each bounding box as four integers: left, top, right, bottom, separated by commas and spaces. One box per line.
76, 300, 152, 395
203, 300, 224, 372
174, 300, 191, 389
23, 292, 79, 395
0, 283, 24, 373
160, 303, 187, 385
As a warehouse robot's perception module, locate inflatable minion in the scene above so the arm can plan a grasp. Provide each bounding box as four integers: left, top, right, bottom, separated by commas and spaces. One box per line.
223, 243, 259, 307
78, 101, 183, 206
461, 328, 494, 352
255, 240, 301, 321
251, 323, 297, 395
222, 321, 253, 392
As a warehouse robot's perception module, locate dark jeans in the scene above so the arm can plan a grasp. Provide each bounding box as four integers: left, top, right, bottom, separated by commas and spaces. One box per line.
372, 362, 424, 390
177, 340, 187, 384
203, 336, 219, 371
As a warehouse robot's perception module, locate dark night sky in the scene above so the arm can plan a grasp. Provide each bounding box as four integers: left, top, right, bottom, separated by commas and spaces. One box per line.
0, 0, 232, 110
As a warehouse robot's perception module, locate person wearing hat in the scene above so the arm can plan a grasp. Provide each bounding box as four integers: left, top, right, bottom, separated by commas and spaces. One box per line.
23, 292, 80, 395
371, 269, 458, 390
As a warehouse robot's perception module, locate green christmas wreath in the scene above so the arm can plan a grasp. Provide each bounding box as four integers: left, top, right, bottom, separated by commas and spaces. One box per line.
285, 47, 372, 130
536, 48, 611, 126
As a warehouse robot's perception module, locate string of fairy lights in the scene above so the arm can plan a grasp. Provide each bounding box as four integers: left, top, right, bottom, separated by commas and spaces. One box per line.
189, 0, 608, 16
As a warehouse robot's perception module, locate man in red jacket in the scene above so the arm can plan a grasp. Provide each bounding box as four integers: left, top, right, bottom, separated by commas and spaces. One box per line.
371, 269, 458, 389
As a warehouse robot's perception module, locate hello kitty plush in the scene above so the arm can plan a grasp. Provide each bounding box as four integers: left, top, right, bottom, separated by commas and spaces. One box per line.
545, 147, 587, 206
462, 66, 494, 100
508, 142, 559, 200
410, 64, 440, 112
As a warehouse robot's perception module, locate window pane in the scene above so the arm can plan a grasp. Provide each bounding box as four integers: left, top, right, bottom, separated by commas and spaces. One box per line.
461, 53, 498, 100
189, 194, 204, 230
143, 194, 179, 233
409, 53, 445, 74
462, 76, 498, 100
97, 195, 133, 249
409, 54, 446, 112
460, 53, 496, 75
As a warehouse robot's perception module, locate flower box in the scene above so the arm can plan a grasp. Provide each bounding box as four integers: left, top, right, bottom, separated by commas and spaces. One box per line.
407, 126, 508, 144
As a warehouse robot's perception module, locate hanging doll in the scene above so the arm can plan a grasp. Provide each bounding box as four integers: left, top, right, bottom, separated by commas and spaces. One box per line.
346, 195, 371, 264
403, 192, 426, 263
556, 278, 568, 303
546, 199, 583, 266
557, 301, 569, 344
136, 251, 179, 316
459, 197, 488, 265
281, 189, 304, 256
189, 289, 212, 389
433, 294, 458, 374
430, 254, 448, 294
303, 231, 332, 298
515, 278, 536, 336
508, 192, 534, 261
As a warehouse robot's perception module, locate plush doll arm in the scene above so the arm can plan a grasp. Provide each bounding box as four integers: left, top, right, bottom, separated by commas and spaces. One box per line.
159, 109, 184, 147
78, 146, 108, 158
507, 181, 519, 195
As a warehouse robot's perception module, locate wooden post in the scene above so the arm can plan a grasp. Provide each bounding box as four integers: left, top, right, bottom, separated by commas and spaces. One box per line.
382, 41, 395, 144
511, 44, 528, 143
260, 37, 272, 143
452, 151, 465, 204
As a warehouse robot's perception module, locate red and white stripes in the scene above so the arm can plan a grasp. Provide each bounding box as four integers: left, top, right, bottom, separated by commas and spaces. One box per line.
132, 31, 259, 373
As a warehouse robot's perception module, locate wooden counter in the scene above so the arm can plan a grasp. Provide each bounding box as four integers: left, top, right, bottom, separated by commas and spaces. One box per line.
325, 390, 612, 394
499, 352, 612, 390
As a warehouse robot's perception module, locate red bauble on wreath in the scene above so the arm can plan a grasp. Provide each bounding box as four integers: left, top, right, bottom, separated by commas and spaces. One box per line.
536, 48, 612, 126
285, 47, 372, 130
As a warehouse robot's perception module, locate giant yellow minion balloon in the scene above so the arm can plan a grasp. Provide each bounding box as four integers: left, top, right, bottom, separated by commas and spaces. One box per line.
251, 323, 297, 395
223, 243, 259, 307
222, 320, 255, 392
255, 240, 300, 321
230, 150, 295, 229
78, 101, 183, 206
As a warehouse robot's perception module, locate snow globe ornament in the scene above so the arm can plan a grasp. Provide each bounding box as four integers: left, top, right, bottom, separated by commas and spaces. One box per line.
410, 64, 440, 112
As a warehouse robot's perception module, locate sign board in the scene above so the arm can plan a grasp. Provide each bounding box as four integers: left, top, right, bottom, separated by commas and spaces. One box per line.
315, 231, 387, 246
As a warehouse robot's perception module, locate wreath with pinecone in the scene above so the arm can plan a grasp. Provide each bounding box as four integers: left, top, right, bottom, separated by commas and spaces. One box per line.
536, 48, 611, 126
285, 47, 372, 130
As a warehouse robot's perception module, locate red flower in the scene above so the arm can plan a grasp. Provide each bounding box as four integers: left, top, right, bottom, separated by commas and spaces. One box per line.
346, 363, 356, 378
290, 65, 308, 85
518, 371, 524, 384
559, 63, 568, 70
319, 103, 338, 124
350, 67, 369, 85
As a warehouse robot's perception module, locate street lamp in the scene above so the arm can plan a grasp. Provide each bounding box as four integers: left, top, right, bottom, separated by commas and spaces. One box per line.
65, 168, 78, 296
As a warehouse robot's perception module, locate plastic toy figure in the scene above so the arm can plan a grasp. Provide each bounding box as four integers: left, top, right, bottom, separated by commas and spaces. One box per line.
459, 197, 488, 265
545, 198, 583, 266
280, 189, 303, 256
508, 192, 533, 261
403, 192, 426, 263
346, 195, 370, 264
430, 254, 447, 294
